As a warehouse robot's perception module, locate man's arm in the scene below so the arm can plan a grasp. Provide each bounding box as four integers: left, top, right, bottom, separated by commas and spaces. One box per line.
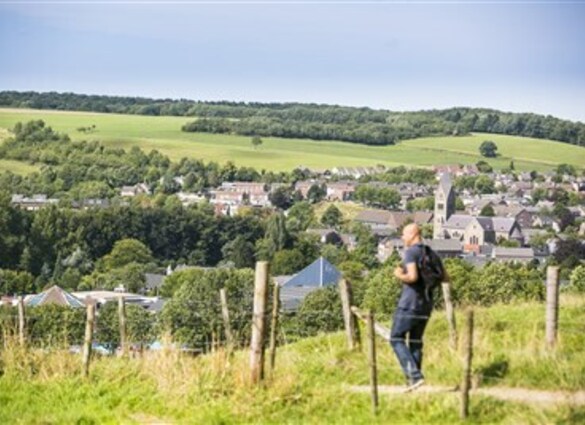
394, 262, 418, 284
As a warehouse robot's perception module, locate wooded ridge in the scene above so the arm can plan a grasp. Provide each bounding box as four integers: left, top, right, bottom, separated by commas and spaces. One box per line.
1, 91, 584, 147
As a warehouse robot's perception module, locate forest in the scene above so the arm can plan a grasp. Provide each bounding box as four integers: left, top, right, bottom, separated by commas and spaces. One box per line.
1, 90, 584, 146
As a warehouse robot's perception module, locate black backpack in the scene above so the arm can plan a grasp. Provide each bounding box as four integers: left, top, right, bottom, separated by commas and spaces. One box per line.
417, 245, 445, 301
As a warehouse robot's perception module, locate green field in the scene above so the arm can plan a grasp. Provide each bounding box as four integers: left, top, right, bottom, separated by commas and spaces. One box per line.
0, 108, 583, 173
1, 295, 584, 423
0, 159, 39, 175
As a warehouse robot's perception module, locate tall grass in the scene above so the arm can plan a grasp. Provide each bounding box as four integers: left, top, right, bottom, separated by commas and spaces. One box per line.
1, 295, 584, 424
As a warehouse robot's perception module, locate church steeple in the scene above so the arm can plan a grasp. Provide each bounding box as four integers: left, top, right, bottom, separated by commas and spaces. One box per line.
434, 172, 455, 239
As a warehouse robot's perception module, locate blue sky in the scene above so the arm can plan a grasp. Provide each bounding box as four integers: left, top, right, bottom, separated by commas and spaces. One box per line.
1, 1, 584, 122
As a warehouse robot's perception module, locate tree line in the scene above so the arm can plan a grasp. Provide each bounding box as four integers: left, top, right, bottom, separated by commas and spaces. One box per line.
1, 91, 584, 146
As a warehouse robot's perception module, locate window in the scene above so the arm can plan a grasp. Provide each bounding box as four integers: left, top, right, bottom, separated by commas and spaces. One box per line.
437, 203, 444, 210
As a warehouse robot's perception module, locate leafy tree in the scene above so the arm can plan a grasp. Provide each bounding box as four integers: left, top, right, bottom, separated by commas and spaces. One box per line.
480, 204, 496, 217
269, 186, 292, 210
95, 302, 156, 350
262, 212, 290, 259
556, 163, 576, 176
479, 140, 498, 158
569, 265, 585, 293
321, 204, 342, 228
286, 201, 315, 232
474, 175, 495, 194
221, 235, 255, 269
306, 184, 326, 204
295, 287, 343, 336
406, 196, 434, 212
160, 269, 255, 349
102, 239, 154, 271
80, 262, 147, 293
27, 304, 85, 346
455, 197, 465, 211
251, 136, 263, 149
552, 204, 575, 231
476, 160, 493, 173
362, 262, 402, 315
350, 223, 379, 269
472, 263, 544, 305
271, 249, 306, 276
320, 244, 349, 266
0, 269, 35, 295
553, 238, 585, 270
160, 268, 205, 298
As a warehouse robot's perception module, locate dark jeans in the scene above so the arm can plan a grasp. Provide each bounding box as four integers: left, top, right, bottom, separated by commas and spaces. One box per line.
390, 308, 430, 382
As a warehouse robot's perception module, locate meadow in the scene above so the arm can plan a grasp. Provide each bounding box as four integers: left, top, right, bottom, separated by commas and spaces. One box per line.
1, 295, 583, 424
0, 108, 583, 174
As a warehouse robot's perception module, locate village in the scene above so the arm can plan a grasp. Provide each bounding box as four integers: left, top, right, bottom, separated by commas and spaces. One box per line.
4, 162, 584, 322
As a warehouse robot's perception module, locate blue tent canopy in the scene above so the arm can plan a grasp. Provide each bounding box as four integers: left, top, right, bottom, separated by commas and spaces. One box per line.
283, 257, 341, 288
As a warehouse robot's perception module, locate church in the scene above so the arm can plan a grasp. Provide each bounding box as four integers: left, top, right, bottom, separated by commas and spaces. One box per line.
433, 173, 524, 253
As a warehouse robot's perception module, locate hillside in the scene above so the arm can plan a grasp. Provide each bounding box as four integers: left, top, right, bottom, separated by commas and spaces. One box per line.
1, 91, 584, 147
0, 108, 583, 174
1, 295, 584, 423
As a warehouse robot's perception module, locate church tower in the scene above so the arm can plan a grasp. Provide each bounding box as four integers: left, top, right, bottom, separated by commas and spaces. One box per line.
433, 172, 455, 239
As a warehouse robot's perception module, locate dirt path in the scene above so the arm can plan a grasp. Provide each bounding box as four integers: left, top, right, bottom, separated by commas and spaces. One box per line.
347, 385, 585, 407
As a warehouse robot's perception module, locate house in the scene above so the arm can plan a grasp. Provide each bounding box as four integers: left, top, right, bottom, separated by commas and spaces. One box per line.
493, 206, 534, 229
212, 182, 271, 208
71, 199, 110, 210
120, 183, 150, 197
176, 192, 206, 206
377, 237, 404, 262
145, 273, 166, 294
355, 209, 433, 234
427, 239, 463, 258
532, 215, 561, 232
11, 194, 59, 211
294, 180, 322, 198
331, 166, 380, 179
441, 215, 524, 252
72, 290, 161, 310
492, 247, 535, 264
27, 285, 85, 308
278, 257, 341, 311
326, 182, 356, 201
220, 182, 266, 194
306, 229, 357, 250
0, 296, 17, 307
355, 209, 395, 231
433, 164, 479, 177
466, 199, 495, 216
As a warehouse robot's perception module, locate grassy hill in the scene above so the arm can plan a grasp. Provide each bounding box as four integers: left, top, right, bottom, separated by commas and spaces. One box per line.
1, 295, 584, 423
0, 108, 583, 174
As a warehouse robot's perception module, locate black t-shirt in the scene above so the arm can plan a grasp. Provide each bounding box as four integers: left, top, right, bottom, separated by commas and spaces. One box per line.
397, 243, 432, 314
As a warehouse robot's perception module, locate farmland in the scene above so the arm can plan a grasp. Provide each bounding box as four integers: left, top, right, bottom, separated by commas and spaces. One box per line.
0, 108, 583, 174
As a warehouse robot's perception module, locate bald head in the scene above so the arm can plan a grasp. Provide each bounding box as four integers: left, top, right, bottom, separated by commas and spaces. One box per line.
401, 223, 422, 247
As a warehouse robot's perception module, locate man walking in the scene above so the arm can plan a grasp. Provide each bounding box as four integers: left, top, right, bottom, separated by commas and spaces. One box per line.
391, 223, 434, 392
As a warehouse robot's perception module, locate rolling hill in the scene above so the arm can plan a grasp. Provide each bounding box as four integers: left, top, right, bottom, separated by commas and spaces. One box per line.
0, 108, 583, 174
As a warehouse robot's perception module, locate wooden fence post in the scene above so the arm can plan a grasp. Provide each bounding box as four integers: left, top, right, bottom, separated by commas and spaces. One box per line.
441, 282, 457, 350
545, 266, 560, 349
339, 278, 360, 350
219, 288, 234, 351
118, 296, 127, 357
460, 308, 474, 420
82, 301, 96, 377
17, 295, 26, 347
366, 310, 379, 415
250, 261, 269, 384
268, 279, 280, 377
